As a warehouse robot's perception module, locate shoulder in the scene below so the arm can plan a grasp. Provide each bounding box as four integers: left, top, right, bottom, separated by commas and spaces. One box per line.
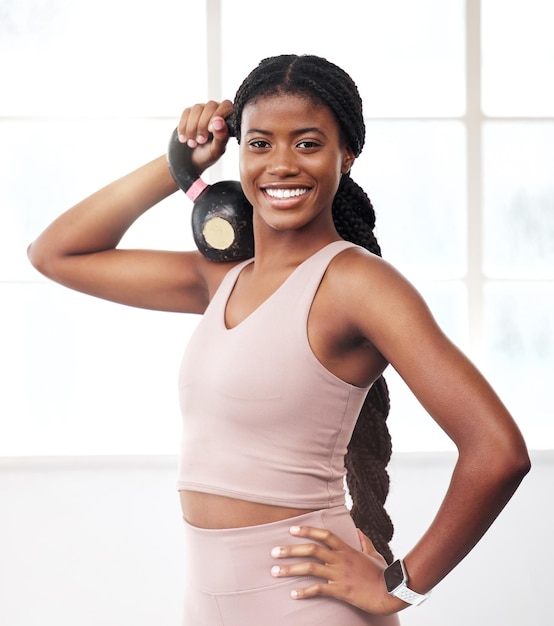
326, 244, 418, 303
324, 245, 443, 352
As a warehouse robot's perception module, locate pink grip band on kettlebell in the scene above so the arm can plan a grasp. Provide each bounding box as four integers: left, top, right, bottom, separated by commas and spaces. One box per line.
186, 178, 209, 202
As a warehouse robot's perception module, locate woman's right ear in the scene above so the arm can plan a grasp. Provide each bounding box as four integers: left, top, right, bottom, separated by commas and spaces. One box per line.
341, 149, 356, 175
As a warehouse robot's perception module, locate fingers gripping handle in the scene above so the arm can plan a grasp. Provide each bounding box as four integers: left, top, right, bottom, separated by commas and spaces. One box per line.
166, 128, 208, 200
167, 127, 254, 263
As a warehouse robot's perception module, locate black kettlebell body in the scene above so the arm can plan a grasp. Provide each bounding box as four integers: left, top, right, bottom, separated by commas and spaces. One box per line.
167, 127, 254, 262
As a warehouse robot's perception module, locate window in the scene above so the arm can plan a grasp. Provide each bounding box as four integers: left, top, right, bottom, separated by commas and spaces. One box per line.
2, 0, 551, 454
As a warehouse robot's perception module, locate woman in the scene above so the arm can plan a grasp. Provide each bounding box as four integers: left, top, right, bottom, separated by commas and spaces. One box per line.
28, 55, 530, 624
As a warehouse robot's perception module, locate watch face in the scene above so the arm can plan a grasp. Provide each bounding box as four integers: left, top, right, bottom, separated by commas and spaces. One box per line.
384, 560, 406, 593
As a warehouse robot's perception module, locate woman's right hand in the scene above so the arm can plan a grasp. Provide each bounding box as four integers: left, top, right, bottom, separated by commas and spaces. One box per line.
177, 100, 234, 176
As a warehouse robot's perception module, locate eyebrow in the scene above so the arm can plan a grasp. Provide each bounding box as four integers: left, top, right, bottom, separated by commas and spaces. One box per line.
245, 127, 326, 137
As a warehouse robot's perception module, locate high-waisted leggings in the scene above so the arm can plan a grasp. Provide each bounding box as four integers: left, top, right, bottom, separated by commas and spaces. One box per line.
181, 505, 401, 625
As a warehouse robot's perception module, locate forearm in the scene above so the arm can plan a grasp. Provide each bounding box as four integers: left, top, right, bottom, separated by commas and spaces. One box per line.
28, 155, 179, 273
402, 441, 530, 595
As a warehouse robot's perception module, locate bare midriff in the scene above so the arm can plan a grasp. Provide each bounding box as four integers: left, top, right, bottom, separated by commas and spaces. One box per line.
180, 490, 315, 529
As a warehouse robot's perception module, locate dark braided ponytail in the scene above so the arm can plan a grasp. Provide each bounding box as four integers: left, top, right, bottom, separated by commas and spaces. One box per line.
233, 54, 394, 563
333, 173, 394, 563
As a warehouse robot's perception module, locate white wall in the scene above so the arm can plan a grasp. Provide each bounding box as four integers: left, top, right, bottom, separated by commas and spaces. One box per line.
1, 451, 549, 626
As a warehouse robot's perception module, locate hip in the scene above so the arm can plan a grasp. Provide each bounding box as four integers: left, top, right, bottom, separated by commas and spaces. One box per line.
181, 505, 400, 626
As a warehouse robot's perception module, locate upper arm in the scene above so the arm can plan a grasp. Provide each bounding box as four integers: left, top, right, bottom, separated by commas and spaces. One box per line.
26, 154, 240, 313
29, 245, 229, 314
339, 251, 525, 455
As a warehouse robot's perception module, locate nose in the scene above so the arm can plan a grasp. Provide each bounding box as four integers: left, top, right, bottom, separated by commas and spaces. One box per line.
266, 145, 300, 177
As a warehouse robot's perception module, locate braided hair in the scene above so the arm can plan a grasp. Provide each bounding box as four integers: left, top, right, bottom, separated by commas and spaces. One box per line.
232, 54, 394, 563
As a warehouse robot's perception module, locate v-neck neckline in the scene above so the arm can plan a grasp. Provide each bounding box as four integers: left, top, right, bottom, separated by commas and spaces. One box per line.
222, 242, 338, 331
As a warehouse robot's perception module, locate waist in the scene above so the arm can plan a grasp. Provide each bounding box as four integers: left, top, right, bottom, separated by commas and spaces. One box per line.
180, 490, 316, 529
182, 504, 357, 593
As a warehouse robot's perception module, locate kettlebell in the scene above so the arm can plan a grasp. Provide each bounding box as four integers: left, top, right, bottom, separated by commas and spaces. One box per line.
167, 127, 254, 262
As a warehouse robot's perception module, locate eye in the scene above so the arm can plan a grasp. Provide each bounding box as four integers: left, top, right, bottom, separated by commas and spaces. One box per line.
248, 139, 271, 149
297, 140, 321, 150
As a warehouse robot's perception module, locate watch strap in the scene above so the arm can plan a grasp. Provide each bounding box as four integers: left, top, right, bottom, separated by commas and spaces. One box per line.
392, 583, 430, 606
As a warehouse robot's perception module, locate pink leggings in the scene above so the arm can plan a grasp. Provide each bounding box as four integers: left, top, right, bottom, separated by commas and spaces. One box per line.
181, 505, 401, 625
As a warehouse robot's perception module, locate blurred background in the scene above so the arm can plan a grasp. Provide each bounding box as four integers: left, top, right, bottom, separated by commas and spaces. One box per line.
1, 1, 552, 624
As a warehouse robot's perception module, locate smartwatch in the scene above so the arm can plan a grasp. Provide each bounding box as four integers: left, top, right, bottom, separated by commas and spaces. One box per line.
384, 559, 431, 606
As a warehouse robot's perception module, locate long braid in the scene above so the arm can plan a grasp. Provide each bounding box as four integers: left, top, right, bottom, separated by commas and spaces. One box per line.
233, 55, 394, 562
334, 174, 394, 563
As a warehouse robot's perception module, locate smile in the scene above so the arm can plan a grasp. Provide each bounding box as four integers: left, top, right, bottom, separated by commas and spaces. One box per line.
264, 188, 308, 199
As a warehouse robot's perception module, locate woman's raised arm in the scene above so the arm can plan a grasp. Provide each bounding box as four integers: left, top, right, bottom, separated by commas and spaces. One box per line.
28, 101, 235, 314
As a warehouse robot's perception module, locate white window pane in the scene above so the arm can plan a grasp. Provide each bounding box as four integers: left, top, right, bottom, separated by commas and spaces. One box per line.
0, 119, 195, 282
483, 122, 554, 279
1, 283, 197, 456
483, 282, 554, 449
0, 0, 207, 117
482, 0, 554, 116
355, 121, 466, 280
221, 0, 465, 117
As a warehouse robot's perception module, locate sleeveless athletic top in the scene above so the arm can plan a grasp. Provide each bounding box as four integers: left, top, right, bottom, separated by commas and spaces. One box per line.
176, 240, 373, 509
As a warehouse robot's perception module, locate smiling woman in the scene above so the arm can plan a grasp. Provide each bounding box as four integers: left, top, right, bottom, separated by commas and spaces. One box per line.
238, 94, 354, 235
27, 54, 529, 625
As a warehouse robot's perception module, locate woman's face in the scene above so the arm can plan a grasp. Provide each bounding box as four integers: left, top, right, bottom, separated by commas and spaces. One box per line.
238, 93, 354, 236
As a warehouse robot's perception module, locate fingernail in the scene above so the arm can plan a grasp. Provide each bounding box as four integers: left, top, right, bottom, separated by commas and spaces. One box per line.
178, 133, 186, 143
289, 526, 300, 534
271, 566, 281, 577
196, 135, 206, 144
271, 547, 282, 558
291, 589, 299, 599
187, 139, 197, 148
212, 118, 225, 131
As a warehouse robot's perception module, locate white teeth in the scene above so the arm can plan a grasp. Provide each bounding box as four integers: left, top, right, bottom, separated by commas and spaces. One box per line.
265, 188, 308, 199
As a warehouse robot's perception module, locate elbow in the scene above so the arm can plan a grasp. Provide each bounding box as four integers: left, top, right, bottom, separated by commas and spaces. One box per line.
461, 431, 531, 493
27, 240, 49, 277
513, 446, 532, 483
495, 436, 531, 491
27, 241, 60, 282
508, 427, 532, 480
27, 239, 62, 280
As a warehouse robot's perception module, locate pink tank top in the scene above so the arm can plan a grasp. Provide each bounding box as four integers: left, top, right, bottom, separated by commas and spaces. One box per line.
176, 240, 372, 509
